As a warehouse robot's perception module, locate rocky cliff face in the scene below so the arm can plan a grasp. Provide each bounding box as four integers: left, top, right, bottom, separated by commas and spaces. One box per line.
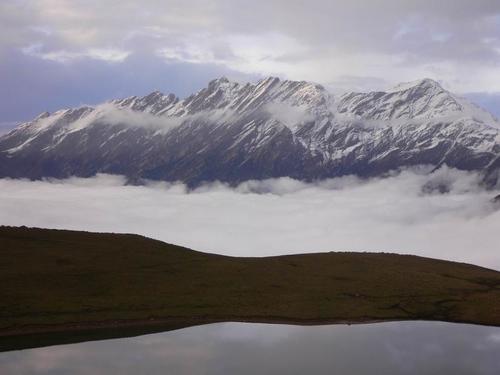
1, 77, 499, 186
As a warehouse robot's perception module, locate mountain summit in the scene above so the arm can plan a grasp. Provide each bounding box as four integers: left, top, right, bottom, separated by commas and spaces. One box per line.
0, 77, 499, 186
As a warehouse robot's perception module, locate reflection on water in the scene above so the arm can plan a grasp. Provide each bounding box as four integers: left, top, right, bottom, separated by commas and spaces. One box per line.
1, 321, 500, 374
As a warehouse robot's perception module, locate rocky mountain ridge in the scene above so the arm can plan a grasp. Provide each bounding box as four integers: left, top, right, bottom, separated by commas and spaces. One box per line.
1, 77, 499, 187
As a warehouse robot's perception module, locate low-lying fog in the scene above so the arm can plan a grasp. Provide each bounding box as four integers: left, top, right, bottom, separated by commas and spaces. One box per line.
1, 167, 499, 269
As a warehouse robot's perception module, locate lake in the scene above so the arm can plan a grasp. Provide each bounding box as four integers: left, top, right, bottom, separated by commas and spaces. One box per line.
1, 321, 499, 374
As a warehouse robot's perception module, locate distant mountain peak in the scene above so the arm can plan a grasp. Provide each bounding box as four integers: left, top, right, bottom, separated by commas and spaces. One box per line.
259, 76, 281, 84
144, 90, 164, 97
34, 111, 51, 121
337, 77, 476, 121
111, 90, 179, 115
207, 76, 231, 87
388, 78, 445, 93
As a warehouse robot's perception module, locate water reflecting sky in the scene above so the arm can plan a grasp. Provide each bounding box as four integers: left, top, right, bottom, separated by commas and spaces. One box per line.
1, 321, 500, 375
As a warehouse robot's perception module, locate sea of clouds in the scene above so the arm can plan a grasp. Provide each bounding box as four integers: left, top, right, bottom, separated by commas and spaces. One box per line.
0, 166, 499, 269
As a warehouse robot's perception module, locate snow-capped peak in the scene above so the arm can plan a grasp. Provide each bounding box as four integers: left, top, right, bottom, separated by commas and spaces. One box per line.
387, 78, 445, 93
34, 111, 51, 121
339, 78, 474, 122
112, 91, 179, 115
1, 76, 499, 187
208, 76, 230, 86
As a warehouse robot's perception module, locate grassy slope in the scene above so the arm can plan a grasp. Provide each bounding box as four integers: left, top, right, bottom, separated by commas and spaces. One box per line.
1, 226, 500, 342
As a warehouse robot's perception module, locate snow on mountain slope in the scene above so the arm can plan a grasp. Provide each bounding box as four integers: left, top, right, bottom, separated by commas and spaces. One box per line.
0, 77, 499, 187
338, 78, 499, 127
112, 91, 179, 115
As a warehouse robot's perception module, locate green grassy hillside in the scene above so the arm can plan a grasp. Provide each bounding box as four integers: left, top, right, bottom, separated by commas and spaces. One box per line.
1, 226, 499, 350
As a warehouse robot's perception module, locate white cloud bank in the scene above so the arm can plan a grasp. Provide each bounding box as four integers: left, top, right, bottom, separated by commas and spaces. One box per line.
0, 167, 499, 270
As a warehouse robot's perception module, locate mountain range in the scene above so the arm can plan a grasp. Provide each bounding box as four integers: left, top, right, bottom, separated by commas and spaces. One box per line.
1, 77, 499, 187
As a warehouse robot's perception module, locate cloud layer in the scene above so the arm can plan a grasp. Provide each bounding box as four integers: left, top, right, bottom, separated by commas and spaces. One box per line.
0, 167, 499, 270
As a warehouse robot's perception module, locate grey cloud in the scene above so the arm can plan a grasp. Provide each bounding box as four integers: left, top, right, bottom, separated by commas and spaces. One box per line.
2, 1, 500, 85
74, 104, 240, 133
262, 102, 315, 130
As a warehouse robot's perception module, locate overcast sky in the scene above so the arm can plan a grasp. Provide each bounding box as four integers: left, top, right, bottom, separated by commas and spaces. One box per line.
1, 0, 500, 125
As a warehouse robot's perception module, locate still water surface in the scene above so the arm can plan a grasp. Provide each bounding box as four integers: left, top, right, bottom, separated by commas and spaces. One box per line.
1, 321, 499, 374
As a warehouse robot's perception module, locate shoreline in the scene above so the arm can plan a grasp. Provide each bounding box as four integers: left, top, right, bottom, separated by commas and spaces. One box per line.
2, 314, 498, 339
1, 226, 500, 352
